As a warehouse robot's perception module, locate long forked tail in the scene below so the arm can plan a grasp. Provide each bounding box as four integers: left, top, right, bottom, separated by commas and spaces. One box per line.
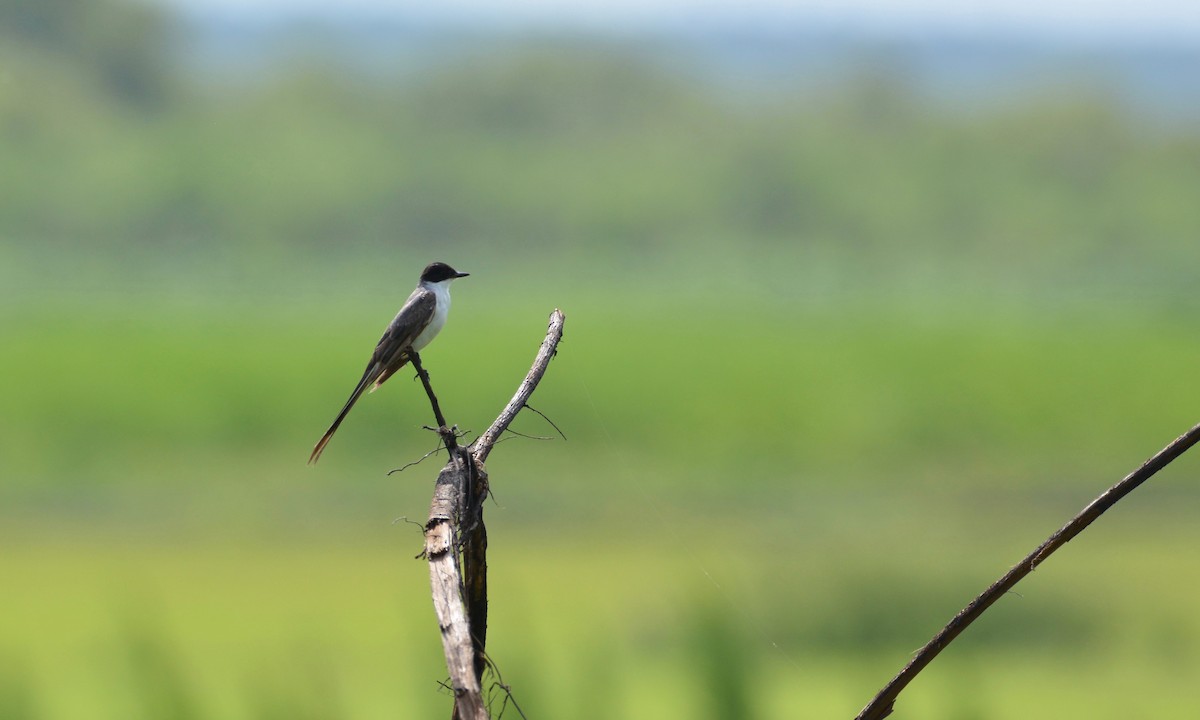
309, 369, 377, 464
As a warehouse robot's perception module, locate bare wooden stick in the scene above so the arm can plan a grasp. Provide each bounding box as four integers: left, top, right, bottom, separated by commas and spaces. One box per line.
471, 309, 566, 464
425, 464, 488, 720
463, 308, 564, 680
414, 347, 485, 719
421, 309, 565, 720
856, 421, 1200, 720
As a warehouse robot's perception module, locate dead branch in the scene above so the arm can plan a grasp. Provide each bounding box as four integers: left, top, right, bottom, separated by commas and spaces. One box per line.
471, 309, 566, 464
410, 351, 461, 458
426, 462, 488, 720
855, 421, 1200, 720
420, 309, 566, 720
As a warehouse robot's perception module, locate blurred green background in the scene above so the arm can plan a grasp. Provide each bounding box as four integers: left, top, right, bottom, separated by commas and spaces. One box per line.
4, 0, 1200, 718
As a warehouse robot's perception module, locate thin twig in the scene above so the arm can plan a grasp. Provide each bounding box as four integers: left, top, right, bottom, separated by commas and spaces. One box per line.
410, 351, 461, 462
855, 421, 1200, 720
501, 428, 555, 441
391, 516, 426, 531
491, 681, 528, 720
387, 441, 446, 475
522, 402, 567, 440
409, 352, 446, 427
480, 653, 528, 720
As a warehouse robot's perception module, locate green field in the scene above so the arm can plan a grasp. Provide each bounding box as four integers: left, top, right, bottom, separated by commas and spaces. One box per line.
5, 0, 1200, 716
5, 524, 1200, 720
5, 288, 1200, 719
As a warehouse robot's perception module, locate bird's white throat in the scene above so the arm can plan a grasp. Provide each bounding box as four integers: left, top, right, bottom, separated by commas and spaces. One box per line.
412, 278, 453, 351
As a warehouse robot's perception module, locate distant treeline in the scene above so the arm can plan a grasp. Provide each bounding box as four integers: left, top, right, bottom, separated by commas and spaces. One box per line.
3, 0, 1198, 277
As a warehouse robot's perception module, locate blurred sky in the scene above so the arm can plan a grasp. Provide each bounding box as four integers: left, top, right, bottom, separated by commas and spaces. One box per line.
162, 0, 1200, 39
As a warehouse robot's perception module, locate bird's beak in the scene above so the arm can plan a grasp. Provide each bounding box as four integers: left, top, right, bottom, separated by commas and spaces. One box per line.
455, 271, 470, 278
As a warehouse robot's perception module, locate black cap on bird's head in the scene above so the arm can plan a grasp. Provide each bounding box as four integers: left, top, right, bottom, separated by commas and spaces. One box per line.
420, 262, 470, 283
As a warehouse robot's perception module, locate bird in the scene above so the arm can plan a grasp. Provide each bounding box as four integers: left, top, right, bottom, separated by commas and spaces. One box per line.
309, 261, 469, 464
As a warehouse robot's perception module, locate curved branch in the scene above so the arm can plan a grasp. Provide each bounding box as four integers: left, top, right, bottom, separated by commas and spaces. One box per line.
470, 309, 566, 464
856, 421, 1200, 720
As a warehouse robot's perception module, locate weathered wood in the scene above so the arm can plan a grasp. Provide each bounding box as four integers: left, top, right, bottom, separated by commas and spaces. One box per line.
461, 459, 489, 682
471, 309, 566, 464
425, 461, 488, 720
420, 308, 566, 720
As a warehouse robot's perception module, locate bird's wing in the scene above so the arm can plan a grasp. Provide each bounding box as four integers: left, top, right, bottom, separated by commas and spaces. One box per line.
307, 288, 436, 464
367, 287, 436, 391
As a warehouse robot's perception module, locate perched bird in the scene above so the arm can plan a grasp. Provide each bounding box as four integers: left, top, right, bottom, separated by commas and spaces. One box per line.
309, 261, 469, 464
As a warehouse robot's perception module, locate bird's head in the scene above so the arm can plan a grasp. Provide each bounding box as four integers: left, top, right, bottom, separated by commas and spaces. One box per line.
420, 262, 470, 285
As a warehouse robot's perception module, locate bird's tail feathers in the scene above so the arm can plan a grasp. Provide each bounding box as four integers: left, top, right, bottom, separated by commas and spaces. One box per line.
308, 366, 378, 464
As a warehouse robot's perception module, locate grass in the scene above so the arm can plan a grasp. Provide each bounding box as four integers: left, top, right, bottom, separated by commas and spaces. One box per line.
3, 516, 1200, 719
6, 281, 1199, 494
4, 283, 1200, 718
